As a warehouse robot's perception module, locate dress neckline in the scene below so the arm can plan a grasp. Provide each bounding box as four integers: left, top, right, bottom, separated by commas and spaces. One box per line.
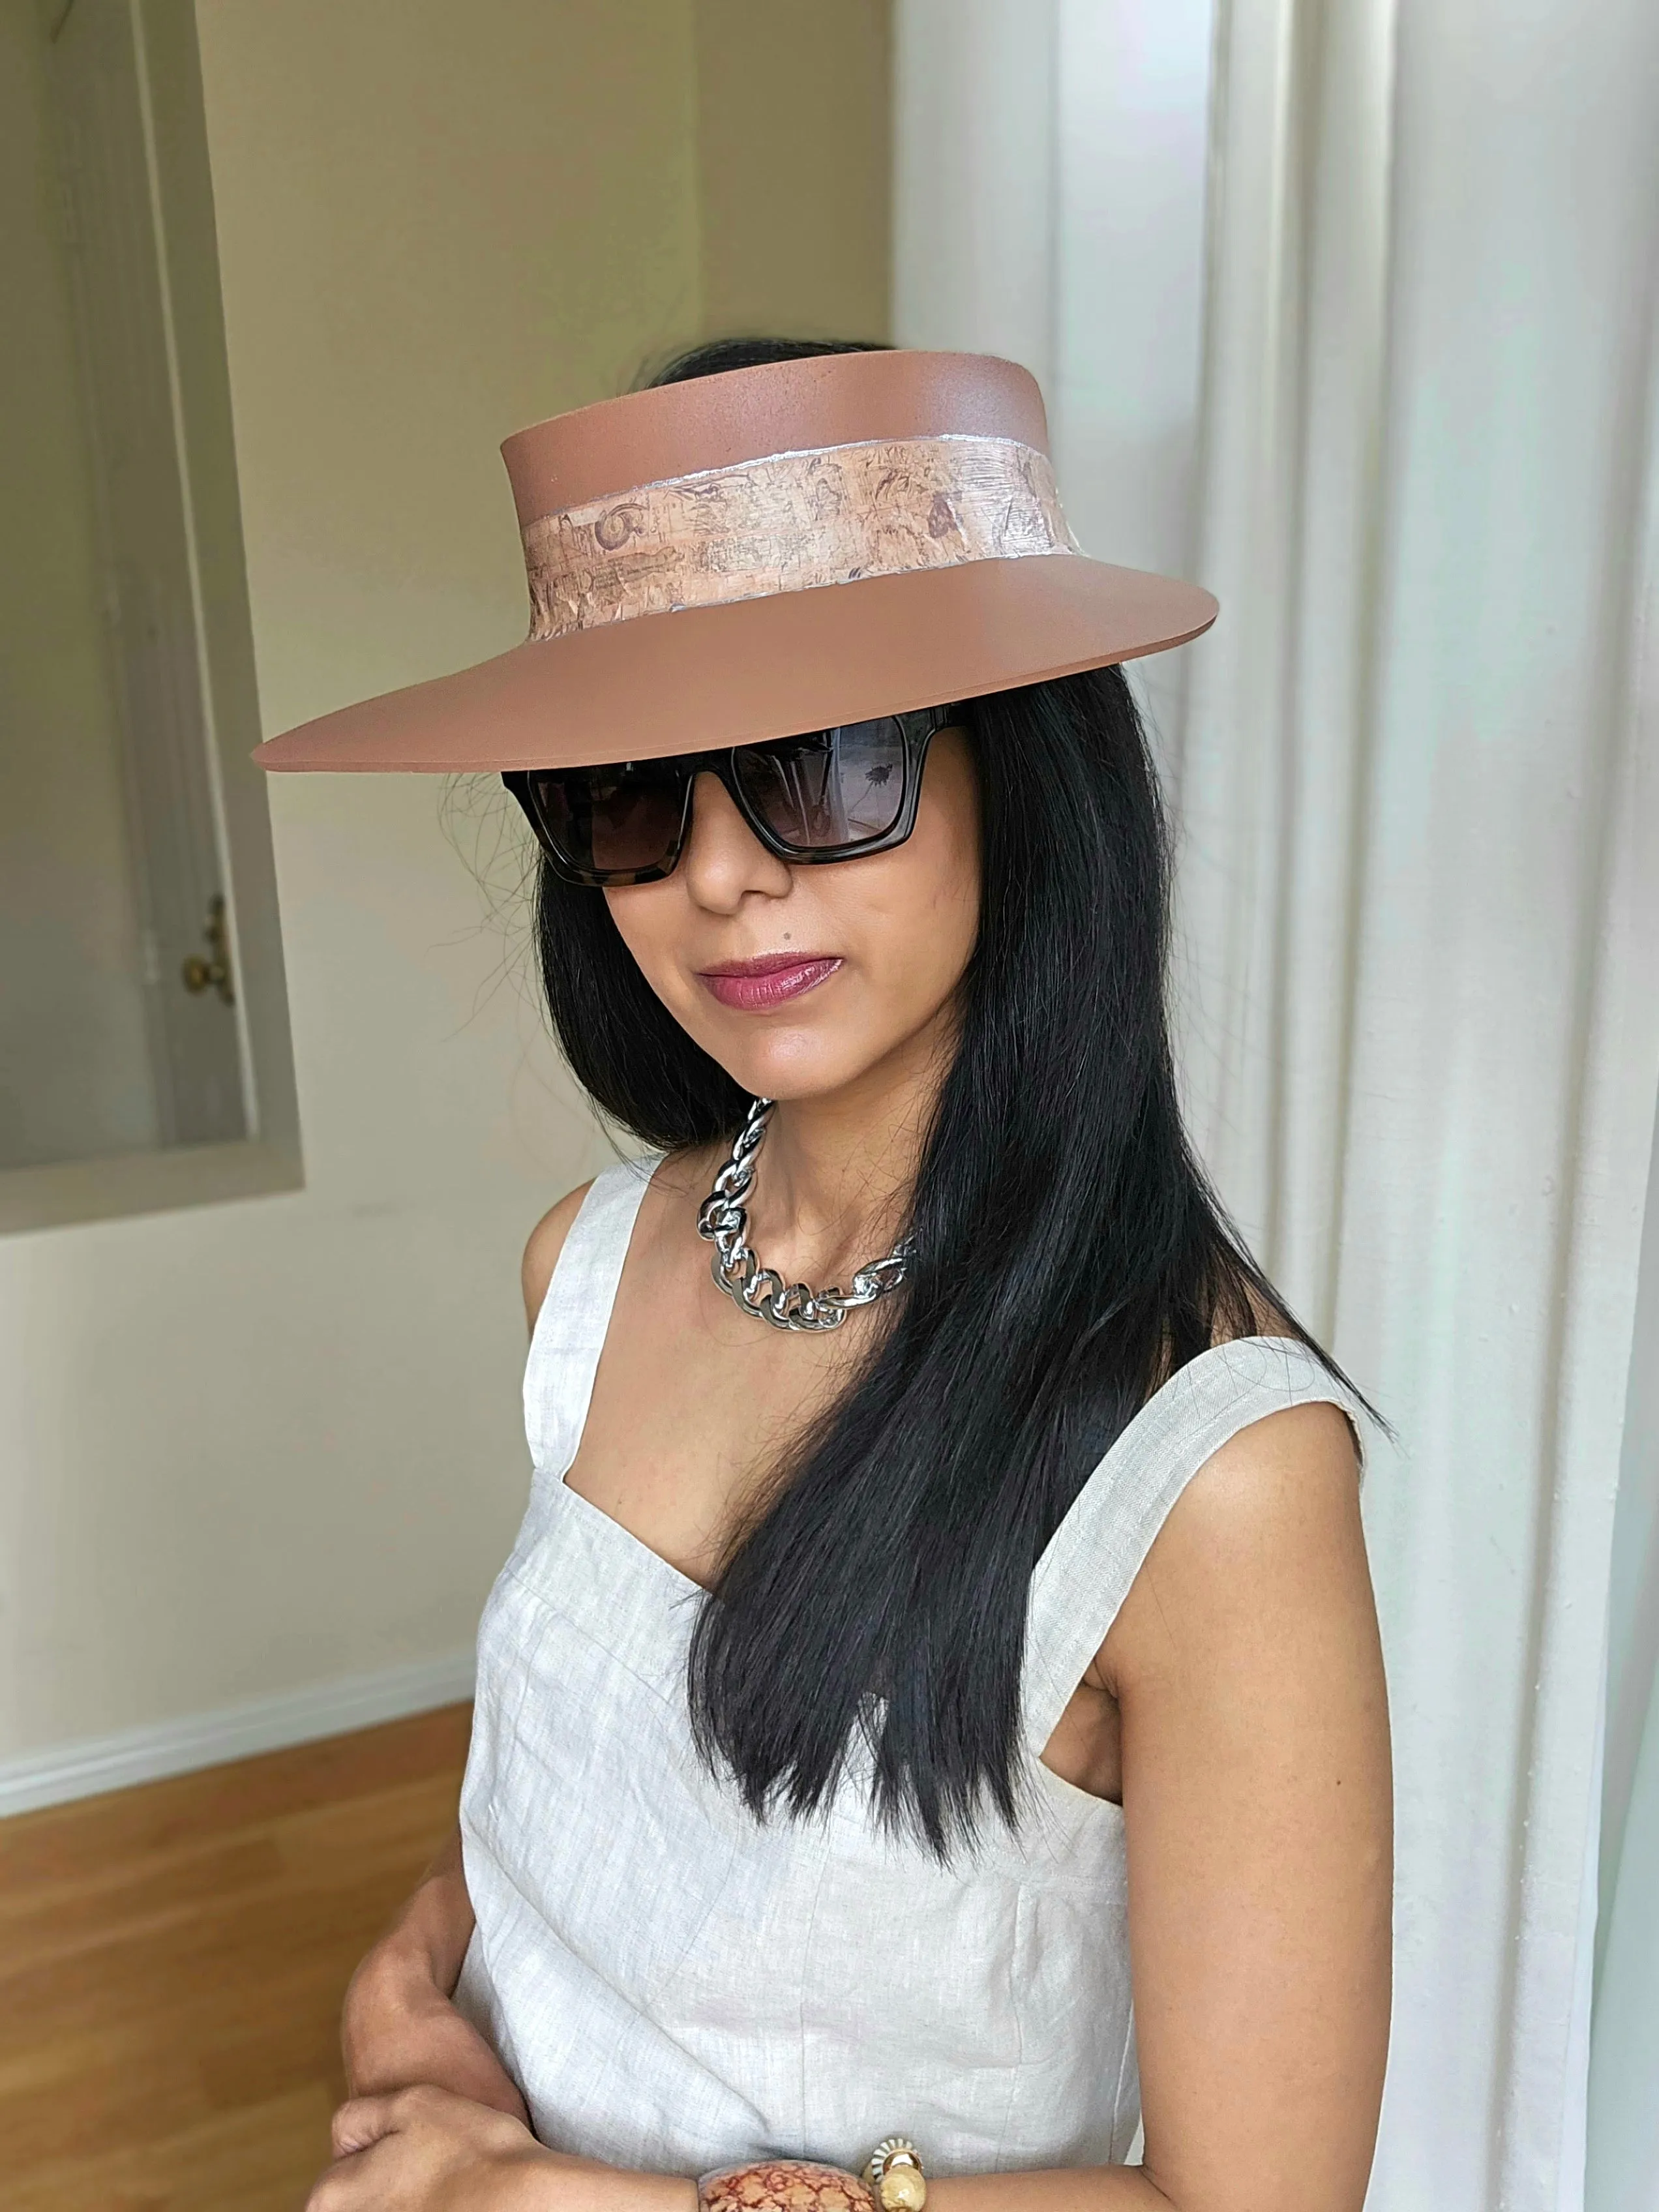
535, 1160, 1354, 1628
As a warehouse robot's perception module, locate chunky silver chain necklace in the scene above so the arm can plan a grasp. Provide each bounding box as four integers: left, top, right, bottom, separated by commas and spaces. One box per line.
696, 1097, 914, 1332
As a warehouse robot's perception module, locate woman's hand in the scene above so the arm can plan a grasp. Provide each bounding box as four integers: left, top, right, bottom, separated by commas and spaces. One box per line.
307, 2086, 550, 2210
308, 2087, 700, 2212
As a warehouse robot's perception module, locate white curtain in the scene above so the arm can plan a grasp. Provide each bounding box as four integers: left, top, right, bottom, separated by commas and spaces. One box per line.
894, 3, 1659, 2207
1591, 1092, 1659, 2212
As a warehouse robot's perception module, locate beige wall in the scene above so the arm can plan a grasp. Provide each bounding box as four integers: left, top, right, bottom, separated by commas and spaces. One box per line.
694, 0, 891, 342
0, 0, 158, 1169
0, 0, 890, 1769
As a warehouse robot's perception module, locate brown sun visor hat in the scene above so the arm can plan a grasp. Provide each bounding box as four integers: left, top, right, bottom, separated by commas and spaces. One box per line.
253, 349, 1218, 776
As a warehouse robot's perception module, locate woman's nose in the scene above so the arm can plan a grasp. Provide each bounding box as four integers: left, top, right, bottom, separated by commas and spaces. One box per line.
678, 770, 794, 910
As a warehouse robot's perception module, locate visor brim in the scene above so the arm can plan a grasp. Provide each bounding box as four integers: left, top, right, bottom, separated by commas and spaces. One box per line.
253, 555, 1217, 775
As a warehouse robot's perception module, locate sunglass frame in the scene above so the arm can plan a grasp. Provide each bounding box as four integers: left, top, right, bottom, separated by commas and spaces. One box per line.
503, 707, 955, 888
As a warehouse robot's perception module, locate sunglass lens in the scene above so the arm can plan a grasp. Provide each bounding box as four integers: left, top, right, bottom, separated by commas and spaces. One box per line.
528, 763, 686, 880
732, 719, 908, 851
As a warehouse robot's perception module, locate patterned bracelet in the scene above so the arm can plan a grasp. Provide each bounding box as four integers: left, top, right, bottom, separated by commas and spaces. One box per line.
697, 2159, 874, 2211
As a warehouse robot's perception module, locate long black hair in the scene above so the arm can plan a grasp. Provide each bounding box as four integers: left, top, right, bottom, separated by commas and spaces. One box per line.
532, 336, 1356, 1854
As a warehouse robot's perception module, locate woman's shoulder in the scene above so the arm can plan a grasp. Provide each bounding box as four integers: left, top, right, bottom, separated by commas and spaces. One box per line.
1088, 1305, 1368, 1677
1098, 1384, 1368, 1696
522, 1182, 596, 1333
1182, 1304, 1366, 1530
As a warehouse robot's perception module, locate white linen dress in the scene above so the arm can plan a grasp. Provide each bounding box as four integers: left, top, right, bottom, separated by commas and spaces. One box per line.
455, 1160, 1366, 2179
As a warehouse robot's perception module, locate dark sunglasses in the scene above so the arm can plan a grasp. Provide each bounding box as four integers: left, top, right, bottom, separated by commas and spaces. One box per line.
503, 707, 955, 888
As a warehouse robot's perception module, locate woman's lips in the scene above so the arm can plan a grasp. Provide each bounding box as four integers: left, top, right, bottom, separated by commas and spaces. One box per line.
695, 954, 843, 1011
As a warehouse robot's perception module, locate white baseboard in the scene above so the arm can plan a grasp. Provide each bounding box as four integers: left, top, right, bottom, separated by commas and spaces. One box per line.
0, 1649, 476, 1818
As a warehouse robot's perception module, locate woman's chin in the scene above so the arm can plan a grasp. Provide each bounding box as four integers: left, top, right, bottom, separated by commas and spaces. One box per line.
706, 1035, 897, 1109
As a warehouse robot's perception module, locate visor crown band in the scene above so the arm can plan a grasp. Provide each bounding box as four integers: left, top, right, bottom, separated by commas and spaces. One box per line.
520, 433, 1079, 640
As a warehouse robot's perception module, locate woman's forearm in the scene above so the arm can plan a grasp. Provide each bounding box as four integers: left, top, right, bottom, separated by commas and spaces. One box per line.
342, 1823, 528, 2119
928, 2169, 1169, 2211
380, 1824, 476, 1992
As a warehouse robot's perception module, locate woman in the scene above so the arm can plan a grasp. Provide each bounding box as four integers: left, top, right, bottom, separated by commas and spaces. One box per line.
263, 340, 1392, 2211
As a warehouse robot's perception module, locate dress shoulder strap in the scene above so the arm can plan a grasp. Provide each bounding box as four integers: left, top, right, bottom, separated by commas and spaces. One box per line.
523, 1155, 660, 1477
1020, 1336, 1369, 1749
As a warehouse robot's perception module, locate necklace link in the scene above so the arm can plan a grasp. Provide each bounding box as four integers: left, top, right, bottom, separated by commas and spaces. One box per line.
696, 1098, 914, 1333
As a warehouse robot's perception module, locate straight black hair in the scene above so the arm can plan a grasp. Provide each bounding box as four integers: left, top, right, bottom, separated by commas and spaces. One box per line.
531, 336, 1362, 1855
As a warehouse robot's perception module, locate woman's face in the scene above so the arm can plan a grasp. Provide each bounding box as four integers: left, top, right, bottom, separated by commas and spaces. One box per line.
603, 728, 981, 1105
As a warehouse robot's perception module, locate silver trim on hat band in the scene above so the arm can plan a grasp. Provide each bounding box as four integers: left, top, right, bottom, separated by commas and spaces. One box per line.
520, 432, 1080, 640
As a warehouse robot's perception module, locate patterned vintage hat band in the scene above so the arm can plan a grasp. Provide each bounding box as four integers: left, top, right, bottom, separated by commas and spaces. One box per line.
520, 433, 1080, 641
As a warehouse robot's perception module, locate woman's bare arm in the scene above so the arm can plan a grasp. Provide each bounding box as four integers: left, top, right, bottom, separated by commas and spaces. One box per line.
340, 1827, 528, 2121
940, 1400, 1389, 2211
1116, 1399, 1390, 2212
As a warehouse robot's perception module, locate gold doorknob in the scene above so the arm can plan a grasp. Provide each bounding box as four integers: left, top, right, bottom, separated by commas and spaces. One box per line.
181, 894, 235, 1006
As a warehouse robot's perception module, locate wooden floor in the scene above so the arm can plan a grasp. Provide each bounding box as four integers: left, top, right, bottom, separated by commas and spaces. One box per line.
0, 1704, 471, 2211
